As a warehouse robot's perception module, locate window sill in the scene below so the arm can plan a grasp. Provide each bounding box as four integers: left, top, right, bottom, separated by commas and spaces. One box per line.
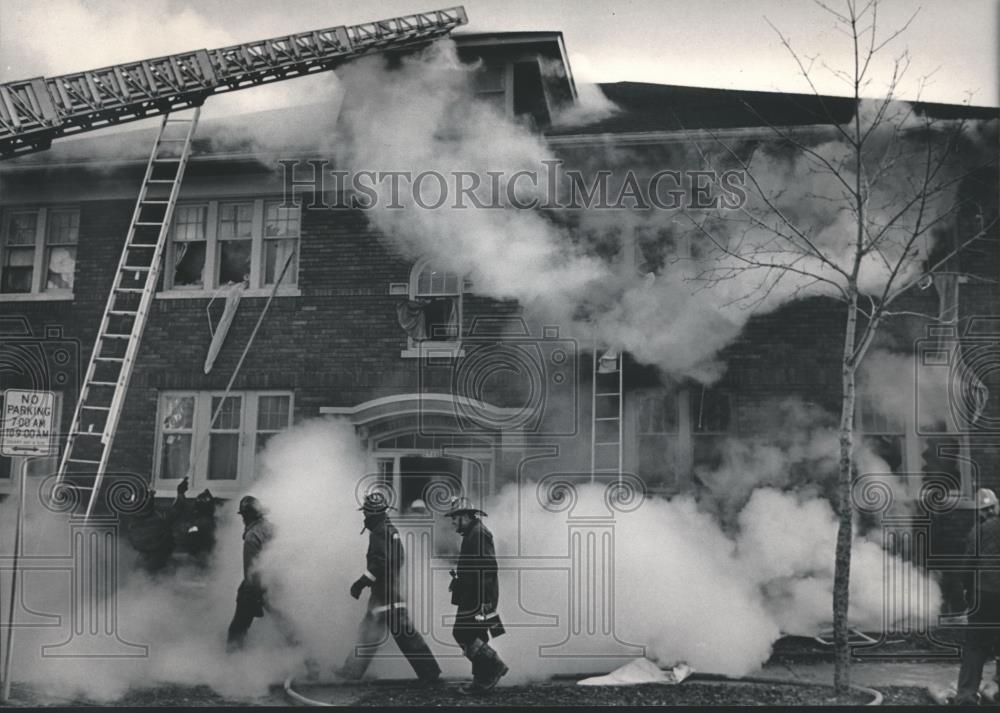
155, 478, 242, 497
156, 287, 301, 300
0, 291, 74, 302
401, 343, 466, 359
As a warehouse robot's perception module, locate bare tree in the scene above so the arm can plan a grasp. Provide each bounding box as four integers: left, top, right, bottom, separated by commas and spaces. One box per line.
685, 0, 996, 694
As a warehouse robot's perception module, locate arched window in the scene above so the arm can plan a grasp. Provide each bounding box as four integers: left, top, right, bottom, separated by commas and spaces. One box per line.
397, 260, 462, 345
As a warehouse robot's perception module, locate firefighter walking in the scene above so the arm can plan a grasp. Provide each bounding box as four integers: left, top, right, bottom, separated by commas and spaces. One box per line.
445, 496, 508, 695
341, 492, 442, 685
226, 495, 300, 652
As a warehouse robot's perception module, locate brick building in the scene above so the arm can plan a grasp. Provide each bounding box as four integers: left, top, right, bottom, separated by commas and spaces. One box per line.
0, 30, 996, 588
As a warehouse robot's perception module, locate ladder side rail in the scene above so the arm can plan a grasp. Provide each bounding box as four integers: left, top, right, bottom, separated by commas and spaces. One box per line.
617, 354, 624, 484
590, 344, 597, 483
54, 113, 168, 491
84, 109, 200, 519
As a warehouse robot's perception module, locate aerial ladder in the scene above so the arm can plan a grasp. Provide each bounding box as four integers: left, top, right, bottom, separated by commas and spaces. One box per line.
0, 7, 468, 518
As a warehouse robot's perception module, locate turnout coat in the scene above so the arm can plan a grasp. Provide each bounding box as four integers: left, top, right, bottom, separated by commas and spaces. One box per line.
452, 519, 499, 615
363, 516, 405, 609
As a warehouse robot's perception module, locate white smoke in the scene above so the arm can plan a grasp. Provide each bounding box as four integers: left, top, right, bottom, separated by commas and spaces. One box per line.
0, 419, 942, 700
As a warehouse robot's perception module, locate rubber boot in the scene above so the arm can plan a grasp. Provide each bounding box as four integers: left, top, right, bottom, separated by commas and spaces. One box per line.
459, 642, 508, 695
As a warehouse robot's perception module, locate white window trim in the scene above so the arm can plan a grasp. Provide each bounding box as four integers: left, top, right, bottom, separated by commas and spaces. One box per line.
400, 258, 466, 358
159, 197, 301, 298
153, 390, 293, 496
0, 206, 78, 300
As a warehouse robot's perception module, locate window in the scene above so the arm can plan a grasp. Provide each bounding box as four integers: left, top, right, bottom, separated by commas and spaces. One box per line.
154, 391, 293, 491
472, 65, 509, 114
690, 387, 733, 472
398, 260, 463, 353
857, 393, 906, 473
635, 389, 681, 491
165, 199, 300, 293
1, 207, 78, 296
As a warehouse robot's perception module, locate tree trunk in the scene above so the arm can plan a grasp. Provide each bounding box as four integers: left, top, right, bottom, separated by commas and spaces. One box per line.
833, 289, 859, 694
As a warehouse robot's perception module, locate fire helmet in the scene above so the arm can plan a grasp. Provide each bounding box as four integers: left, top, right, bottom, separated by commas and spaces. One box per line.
237, 495, 263, 518
976, 488, 999, 510
444, 496, 487, 518
359, 491, 391, 516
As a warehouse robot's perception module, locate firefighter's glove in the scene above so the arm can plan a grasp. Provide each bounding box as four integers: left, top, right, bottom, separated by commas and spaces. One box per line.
350, 576, 370, 600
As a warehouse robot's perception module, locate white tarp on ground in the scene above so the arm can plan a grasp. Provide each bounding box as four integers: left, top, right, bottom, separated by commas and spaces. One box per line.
577, 658, 693, 686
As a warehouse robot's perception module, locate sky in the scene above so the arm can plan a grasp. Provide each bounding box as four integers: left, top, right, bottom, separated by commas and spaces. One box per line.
0, 0, 996, 109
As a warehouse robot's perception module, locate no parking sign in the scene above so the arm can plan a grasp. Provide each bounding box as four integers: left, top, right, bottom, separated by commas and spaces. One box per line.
1, 389, 56, 456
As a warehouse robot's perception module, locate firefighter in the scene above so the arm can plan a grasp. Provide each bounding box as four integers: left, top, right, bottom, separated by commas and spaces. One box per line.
955, 488, 1000, 704
126, 478, 187, 574
341, 491, 442, 685
226, 494, 300, 653
445, 496, 507, 695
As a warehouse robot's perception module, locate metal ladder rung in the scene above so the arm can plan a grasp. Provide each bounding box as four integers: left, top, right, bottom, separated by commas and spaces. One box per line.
153, 158, 182, 163
88, 381, 119, 386
595, 392, 621, 397
109, 310, 137, 316
123, 265, 151, 272
80, 405, 112, 411
135, 221, 163, 226
594, 442, 621, 447
94, 356, 125, 361
115, 287, 144, 293
141, 200, 171, 204
67, 458, 101, 465
594, 417, 620, 422
147, 179, 177, 184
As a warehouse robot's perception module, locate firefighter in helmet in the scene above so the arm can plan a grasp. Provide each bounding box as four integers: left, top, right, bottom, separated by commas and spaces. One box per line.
226, 494, 302, 653
955, 487, 1000, 704
445, 496, 507, 695
341, 491, 442, 685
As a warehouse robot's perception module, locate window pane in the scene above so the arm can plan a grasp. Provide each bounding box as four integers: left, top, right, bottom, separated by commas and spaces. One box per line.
46, 246, 75, 290
638, 392, 678, 433
174, 206, 207, 241
211, 396, 241, 430
257, 395, 290, 430
172, 242, 206, 287
264, 203, 300, 237
162, 395, 195, 430
691, 389, 731, 433
46, 211, 79, 245
2, 247, 34, 293
218, 203, 253, 239
264, 238, 298, 285
473, 65, 505, 92
208, 433, 240, 480
218, 239, 251, 284
7, 213, 37, 246
161, 433, 192, 479
416, 266, 460, 296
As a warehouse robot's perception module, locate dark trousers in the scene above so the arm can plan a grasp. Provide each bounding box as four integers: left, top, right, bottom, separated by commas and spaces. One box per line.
342, 605, 441, 683
226, 584, 299, 652
957, 594, 1000, 704
452, 611, 491, 652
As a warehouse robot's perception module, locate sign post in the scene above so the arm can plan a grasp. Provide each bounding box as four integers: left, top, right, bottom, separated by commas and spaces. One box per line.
1, 390, 56, 457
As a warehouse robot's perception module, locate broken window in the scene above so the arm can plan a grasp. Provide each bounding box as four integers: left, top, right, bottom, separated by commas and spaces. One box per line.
165, 199, 300, 293
170, 205, 207, 288
398, 262, 462, 343
160, 395, 195, 480
1, 208, 79, 295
